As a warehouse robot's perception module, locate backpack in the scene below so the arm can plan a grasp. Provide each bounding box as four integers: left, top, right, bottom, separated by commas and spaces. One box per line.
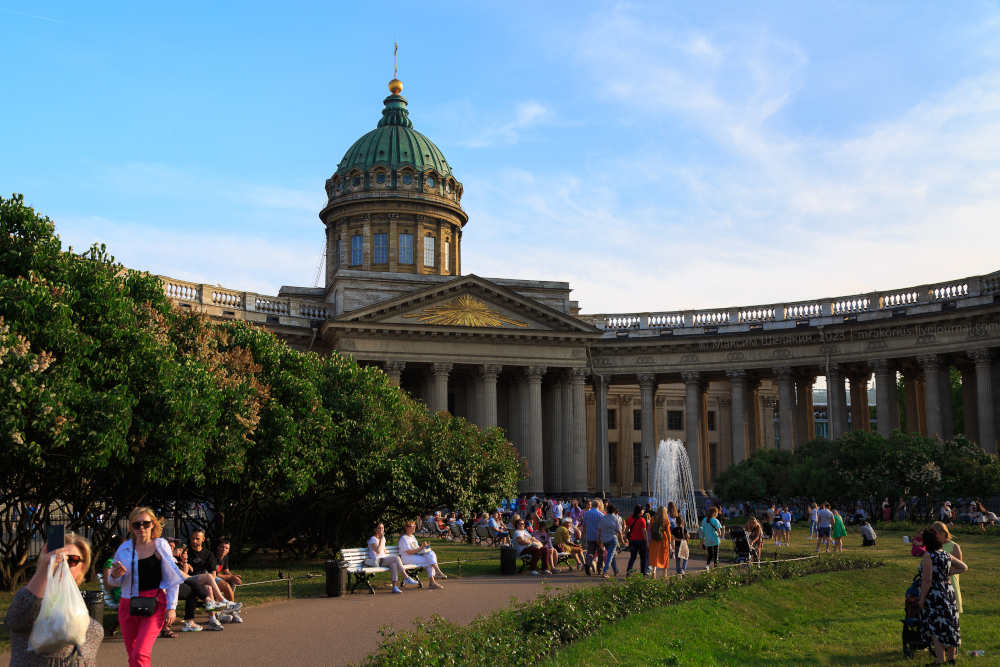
650, 521, 664, 541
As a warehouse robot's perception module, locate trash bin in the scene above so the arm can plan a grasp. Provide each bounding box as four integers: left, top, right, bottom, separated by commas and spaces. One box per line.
465, 522, 475, 545
81, 590, 104, 627
325, 560, 348, 597
500, 547, 517, 575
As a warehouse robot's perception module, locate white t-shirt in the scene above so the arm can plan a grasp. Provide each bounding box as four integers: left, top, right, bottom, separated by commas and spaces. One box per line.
512, 529, 533, 556
367, 536, 386, 561
810, 508, 818, 523
817, 509, 834, 528
398, 533, 420, 554
553, 503, 564, 519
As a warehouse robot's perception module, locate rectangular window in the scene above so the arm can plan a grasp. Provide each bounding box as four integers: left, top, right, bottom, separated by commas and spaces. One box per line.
399, 233, 413, 264
336, 239, 341, 270
633, 409, 642, 431
609, 441, 618, 483
424, 236, 436, 267
373, 233, 387, 264
667, 410, 683, 431
709, 443, 718, 481
707, 411, 716, 431
444, 240, 450, 271
633, 442, 642, 486
351, 235, 362, 266
607, 409, 616, 430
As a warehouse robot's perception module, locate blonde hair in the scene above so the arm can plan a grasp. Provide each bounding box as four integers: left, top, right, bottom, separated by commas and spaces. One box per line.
667, 502, 678, 519
64, 532, 92, 585
931, 521, 952, 542
128, 507, 165, 540
593, 499, 605, 512
654, 505, 669, 529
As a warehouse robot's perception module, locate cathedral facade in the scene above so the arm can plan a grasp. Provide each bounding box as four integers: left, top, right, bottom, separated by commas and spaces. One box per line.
161, 79, 1000, 497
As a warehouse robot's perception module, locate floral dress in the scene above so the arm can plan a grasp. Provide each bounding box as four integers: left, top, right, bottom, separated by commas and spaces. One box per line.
920, 550, 961, 648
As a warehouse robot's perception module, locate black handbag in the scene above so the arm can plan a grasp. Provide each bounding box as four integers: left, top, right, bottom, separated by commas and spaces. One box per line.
128, 542, 157, 617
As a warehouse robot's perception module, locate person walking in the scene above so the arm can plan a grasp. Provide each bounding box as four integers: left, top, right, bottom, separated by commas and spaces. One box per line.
815, 502, 834, 553
701, 507, 723, 570
809, 503, 819, 540
624, 506, 648, 577
107, 507, 187, 667
672, 516, 690, 575
744, 516, 763, 563
917, 528, 967, 664
648, 506, 671, 579
932, 521, 963, 615
581, 499, 605, 576
831, 507, 847, 552
599, 505, 624, 578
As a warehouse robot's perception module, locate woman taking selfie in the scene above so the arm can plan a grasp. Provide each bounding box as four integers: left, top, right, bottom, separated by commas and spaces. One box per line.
5, 532, 104, 666
107, 507, 187, 667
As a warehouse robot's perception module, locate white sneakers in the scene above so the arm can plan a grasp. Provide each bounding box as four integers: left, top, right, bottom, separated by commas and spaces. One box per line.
404, 577, 419, 586
391, 585, 403, 594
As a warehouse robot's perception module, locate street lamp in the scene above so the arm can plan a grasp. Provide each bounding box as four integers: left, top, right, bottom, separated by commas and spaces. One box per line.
644, 454, 651, 498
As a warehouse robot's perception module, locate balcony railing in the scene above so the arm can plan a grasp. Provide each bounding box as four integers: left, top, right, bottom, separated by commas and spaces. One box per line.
159, 277, 333, 322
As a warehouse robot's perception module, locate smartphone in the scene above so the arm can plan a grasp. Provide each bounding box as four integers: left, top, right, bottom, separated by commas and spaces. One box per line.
47, 525, 65, 552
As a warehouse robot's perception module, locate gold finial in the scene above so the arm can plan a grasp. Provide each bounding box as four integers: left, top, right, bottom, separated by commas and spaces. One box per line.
389, 42, 402, 94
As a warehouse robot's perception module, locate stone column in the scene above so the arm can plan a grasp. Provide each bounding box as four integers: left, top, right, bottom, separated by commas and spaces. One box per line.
547, 378, 564, 493
919, 355, 944, 438
761, 395, 776, 449
700, 382, 710, 485
848, 371, 871, 432
637, 374, 657, 493
525, 366, 546, 493
795, 373, 816, 444
915, 376, 928, 435
429, 362, 452, 414
561, 371, 574, 493
361, 213, 372, 271
970, 349, 996, 454
961, 366, 979, 445
870, 359, 895, 437
384, 360, 405, 388
827, 364, 848, 439
938, 360, 955, 441
682, 372, 704, 494
467, 372, 480, 427
388, 213, 399, 273
727, 370, 748, 464
747, 378, 762, 455
902, 370, 921, 434
478, 365, 501, 428
593, 374, 610, 496
570, 368, 589, 494
773, 367, 797, 450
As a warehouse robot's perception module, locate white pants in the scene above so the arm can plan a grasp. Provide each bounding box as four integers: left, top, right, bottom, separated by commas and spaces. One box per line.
400, 551, 438, 578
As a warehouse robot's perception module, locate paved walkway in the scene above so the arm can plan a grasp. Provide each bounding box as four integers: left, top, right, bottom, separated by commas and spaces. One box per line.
2, 550, 707, 667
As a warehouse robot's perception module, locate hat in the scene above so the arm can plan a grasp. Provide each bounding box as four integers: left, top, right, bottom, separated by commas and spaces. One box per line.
561, 518, 572, 525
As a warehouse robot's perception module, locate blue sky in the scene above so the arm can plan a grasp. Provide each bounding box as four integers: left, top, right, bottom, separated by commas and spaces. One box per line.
4, 1, 1000, 313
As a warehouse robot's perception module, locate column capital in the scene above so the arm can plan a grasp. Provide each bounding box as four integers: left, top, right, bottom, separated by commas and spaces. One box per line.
569, 366, 588, 382
479, 364, 502, 380
827, 363, 845, 376
591, 374, 608, 391
526, 366, 547, 381
846, 369, 872, 383
918, 354, 941, 370
772, 366, 795, 381
867, 358, 893, 373
431, 362, 453, 379
726, 369, 748, 384
681, 371, 701, 385
969, 348, 995, 367
636, 374, 657, 389
384, 360, 406, 380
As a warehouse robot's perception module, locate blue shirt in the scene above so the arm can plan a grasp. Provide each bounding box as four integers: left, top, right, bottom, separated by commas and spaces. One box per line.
701, 517, 722, 547
583, 508, 604, 542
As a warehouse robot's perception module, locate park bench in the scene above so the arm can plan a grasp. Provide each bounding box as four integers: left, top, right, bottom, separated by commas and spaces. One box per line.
518, 549, 574, 573
476, 524, 509, 547
448, 523, 467, 542
341, 546, 424, 595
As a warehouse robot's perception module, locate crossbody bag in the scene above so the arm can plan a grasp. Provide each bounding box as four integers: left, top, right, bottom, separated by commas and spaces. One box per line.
128, 542, 158, 617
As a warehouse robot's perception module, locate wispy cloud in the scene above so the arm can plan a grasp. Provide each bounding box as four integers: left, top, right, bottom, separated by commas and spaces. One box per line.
426, 99, 557, 148
0, 7, 67, 23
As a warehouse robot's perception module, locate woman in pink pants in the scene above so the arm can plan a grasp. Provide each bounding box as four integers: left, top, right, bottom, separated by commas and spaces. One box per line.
108, 507, 186, 667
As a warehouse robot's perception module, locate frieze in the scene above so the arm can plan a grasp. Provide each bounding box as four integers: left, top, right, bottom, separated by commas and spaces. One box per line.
666, 399, 685, 407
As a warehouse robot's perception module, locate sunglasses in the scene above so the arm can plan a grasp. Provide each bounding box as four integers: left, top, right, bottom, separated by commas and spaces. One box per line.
64, 555, 84, 567
131, 520, 153, 530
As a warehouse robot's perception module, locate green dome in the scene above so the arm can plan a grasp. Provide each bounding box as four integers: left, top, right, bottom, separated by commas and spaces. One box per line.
335, 94, 453, 178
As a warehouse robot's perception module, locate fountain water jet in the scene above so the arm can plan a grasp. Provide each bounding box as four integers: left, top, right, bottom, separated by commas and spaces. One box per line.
652, 438, 699, 529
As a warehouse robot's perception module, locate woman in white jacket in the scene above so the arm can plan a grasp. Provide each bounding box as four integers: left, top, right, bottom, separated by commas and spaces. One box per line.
107, 507, 186, 667
398, 521, 446, 589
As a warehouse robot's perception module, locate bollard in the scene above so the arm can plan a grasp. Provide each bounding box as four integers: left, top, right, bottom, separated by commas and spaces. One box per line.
457, 557, 461, 577
287, 575, 292, 599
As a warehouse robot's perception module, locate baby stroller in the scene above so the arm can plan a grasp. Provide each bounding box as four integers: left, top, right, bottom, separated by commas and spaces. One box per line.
902, 573, 934, 659
729, 527, 752, 564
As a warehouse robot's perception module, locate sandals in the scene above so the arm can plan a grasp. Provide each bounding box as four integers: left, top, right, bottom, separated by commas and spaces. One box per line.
159, 627, 178, 639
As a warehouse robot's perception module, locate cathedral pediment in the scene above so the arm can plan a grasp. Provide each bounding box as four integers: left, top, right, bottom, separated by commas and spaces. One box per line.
332, 275, 599, 334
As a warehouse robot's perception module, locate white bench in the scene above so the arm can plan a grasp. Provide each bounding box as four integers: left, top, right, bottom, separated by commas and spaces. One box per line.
341, 546, 425, 595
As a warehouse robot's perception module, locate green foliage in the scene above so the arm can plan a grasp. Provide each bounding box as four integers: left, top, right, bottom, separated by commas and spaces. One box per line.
355, 555, 884, 667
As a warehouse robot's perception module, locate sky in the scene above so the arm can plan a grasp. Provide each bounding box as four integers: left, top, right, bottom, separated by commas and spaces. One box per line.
4, 1, 1000, 314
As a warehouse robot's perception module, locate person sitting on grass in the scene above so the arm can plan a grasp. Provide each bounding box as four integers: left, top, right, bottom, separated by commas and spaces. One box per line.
512, 518, 550, 575
554, 518, 585, 569
399, 521, 447, 588
858, 520, 878, 547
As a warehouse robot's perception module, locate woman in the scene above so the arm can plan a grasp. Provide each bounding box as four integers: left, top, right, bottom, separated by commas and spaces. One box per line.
918, 528, 968, 663
398, 521, 446, 588
598, 505, 623, 578
648, 505, 671, 579
512, 518, 550, 575
531, 522, 560, 573
882, 498, 892, 523
368, 522, 413, 594
553, 518, 585, 569
809, 503, 819, 540
671, 516, 690, 575
932, 521, 963, 615
897, 497, 907, 523
108, 507, 187, 667
744, 516, 763, 563
6, 533, 104, 666
973, 502, 988, 532
624, 506, 648, 577
666, 501, 679, 527
831, 507, 847, 552
701, 507, 723, 570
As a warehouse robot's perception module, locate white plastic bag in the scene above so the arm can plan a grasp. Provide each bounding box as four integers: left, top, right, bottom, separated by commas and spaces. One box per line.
27, 556, 90, 654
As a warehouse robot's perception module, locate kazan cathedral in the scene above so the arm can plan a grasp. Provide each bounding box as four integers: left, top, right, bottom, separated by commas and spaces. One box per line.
161, 77, 1000, 498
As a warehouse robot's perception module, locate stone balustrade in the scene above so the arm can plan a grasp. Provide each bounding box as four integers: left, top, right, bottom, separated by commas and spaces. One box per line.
584, 271, 1000, 337
158, 276, 333, 323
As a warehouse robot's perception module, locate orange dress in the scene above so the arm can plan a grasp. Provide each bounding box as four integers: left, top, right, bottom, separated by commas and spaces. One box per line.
650, 523, 671, 569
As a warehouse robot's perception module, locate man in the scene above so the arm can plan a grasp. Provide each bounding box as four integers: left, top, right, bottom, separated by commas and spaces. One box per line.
815, 502, 835, 553
859, 520, 877, 547
580, 499, 605, 576
187, 531, 229, 630
212, 540, 244, 624
487, 511, 510, 545
553, 499, 564, 522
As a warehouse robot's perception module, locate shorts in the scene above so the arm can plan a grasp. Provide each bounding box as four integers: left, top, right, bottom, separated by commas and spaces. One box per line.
817, 527, 831, 538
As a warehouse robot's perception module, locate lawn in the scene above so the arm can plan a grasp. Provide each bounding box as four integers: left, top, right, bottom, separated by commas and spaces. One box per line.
543, 524, 1000, 667
0, 532, 499, 655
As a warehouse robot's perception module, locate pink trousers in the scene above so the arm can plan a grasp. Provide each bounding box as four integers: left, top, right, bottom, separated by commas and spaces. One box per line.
118, 589, 166, 667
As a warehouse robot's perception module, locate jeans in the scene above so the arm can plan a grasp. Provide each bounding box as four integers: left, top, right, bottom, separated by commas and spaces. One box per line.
626, 539, 647, 575
119, 589, 166, 667
585, 540, 604, 573
674, 540, 687, 574
809, 520, 817, 538
601, 541, 619, 575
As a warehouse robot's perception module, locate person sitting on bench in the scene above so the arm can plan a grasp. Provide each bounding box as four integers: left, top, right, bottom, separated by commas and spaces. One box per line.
859, 520, 878, 547
398, 521, 446, 589
367, 522, 415, 594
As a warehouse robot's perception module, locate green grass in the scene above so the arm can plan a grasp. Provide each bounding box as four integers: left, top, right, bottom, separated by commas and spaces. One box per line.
542, 528, 1000, 666
0, 533, 498, 654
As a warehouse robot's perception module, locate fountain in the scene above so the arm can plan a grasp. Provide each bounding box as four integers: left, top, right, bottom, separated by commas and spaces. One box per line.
652, 439, 699, 529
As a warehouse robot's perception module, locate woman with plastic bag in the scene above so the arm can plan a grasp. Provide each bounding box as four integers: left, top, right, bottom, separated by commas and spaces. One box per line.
4, 531, 104, 666
107, 507, 186, 667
